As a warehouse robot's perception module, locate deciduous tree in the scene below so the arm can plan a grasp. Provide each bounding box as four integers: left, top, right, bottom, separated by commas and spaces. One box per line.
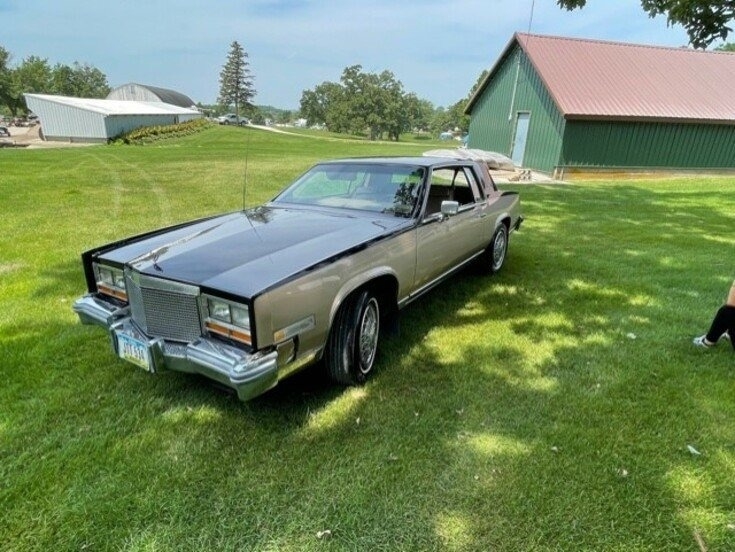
0, 46, 17, 114
404, 94, 433, 134
377, 70, 409, 141
9, 56, 52, 114
13, 56, 52, 95
51, 62, 110, 98
431, 69, 488, 135
300, 81, 343, 127
299, 65, 413, 140
0, 47, 110, 115
557, 0, 735, 49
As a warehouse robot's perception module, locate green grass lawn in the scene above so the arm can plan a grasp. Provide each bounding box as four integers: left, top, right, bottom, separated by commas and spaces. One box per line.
2, 126, 735, 551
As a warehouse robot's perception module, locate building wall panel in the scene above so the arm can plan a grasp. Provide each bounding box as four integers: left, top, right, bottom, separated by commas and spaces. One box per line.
25, 97, 107, 141
562, 121, 735, 169
468, 46, 565, 173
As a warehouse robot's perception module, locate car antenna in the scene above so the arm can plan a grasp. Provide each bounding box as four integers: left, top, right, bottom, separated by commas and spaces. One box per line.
240, 124, 263, 242
242, 124, 252, 212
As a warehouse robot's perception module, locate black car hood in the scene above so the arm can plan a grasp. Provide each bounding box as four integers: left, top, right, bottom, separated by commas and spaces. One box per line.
99, 205, 410, 298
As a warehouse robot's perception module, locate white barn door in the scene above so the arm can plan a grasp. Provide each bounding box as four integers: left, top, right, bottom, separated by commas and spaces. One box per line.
511, 112, 530, 167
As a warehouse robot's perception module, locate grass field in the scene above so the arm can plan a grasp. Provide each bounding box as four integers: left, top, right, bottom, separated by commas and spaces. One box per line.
2, 126, 735, 551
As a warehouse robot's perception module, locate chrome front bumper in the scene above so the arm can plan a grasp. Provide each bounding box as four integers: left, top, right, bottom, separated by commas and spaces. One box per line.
73, 294, 278, 401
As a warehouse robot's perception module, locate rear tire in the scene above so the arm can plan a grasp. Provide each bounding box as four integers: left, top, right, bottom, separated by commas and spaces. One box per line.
325, 290, 380, 385
481, 224, 508, 274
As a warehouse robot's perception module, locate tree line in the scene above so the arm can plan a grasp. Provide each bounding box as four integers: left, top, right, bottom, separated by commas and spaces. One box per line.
217, 41, 474, 139
0, 40, 481, 139
0, 46, 110, 116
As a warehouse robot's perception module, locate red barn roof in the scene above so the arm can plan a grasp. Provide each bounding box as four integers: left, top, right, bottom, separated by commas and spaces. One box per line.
467, 33, 735, 124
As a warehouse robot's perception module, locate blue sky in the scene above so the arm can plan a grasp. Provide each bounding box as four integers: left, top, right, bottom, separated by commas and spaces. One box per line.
2, 0, 694, 109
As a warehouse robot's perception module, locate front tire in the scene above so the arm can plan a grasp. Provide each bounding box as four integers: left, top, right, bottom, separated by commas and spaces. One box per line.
325, 290, 380, 385
482, 224, 508, 274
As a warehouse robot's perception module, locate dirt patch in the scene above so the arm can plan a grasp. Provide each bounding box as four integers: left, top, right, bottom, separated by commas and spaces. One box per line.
8, 124, 38, 142
2, 124, 97, 149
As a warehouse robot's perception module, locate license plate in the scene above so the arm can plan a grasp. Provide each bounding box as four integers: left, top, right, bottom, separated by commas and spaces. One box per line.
117, 333, 152, 372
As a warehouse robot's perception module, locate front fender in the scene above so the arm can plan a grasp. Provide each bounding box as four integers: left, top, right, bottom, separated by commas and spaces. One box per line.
328, 267, 399, 329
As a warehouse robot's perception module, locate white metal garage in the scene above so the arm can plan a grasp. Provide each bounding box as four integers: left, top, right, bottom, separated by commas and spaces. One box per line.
24, 93, 201, 143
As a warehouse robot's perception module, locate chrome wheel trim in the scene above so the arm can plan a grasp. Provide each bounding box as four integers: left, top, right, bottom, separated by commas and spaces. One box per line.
492, 228, 507, 271
357, 298, 379, 373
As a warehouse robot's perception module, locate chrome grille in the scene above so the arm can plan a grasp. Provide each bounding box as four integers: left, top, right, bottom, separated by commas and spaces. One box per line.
127, 275, 147, 329
126, 271, 202, 343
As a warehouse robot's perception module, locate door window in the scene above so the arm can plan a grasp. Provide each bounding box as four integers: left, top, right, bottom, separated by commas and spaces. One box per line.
425, 167, 481, 216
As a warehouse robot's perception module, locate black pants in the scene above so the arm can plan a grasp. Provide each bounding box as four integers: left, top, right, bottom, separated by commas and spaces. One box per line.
705, 305, 735, 350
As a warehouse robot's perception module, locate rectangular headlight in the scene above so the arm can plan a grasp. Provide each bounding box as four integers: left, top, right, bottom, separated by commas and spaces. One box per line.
231, 305, 250, 329
207, 297, 231, 322
203, 295, 252, 346
113, 271, 126, 288
98, 266, 114, 285
94, 263, 127, 302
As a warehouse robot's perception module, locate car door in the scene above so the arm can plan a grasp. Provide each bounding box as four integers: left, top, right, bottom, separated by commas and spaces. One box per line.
414, 166, 489, 288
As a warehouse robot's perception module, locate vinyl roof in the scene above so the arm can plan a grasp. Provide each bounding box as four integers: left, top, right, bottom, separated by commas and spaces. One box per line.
24, 94, 200, 116
320, 156, 477, 167
467, 33, 735, 124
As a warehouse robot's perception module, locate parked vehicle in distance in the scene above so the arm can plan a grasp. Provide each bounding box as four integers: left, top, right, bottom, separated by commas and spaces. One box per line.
217, 113, 249, 125
73, 157, 523, 401
0, 126, 10, 137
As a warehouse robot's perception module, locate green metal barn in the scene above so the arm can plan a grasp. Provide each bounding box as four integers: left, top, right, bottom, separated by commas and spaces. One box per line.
466, 33, 735, 177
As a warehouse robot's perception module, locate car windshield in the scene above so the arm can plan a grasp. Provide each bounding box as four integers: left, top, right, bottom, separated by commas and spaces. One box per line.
273, 163, 425, 217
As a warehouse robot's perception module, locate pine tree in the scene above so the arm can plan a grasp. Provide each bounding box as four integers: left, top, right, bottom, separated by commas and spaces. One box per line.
218, 41, 255, 117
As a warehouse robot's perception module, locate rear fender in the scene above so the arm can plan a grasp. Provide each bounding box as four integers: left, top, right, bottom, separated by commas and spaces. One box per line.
489, 192, 521, 233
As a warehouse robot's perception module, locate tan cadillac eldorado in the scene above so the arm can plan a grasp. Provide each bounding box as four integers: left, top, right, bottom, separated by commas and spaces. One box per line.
73, 157, 523, 401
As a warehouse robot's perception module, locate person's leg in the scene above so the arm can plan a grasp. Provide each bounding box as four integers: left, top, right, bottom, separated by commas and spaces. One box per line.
726, 280, 735, 350
705, 305, 735, 344
694, 280, 735, 348
727, 280, 735, 307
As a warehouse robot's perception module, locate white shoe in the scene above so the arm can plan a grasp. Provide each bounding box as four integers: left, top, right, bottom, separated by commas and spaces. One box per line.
693, 335, 715, 348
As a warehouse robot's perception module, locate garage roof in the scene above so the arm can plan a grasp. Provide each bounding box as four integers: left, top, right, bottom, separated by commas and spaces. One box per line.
107, 83, 196, 108
467, 33, 735, 124
24, 94, 200, 116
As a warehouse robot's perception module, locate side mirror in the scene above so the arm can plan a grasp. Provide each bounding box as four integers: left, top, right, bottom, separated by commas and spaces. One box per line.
440, 200, 459, 217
